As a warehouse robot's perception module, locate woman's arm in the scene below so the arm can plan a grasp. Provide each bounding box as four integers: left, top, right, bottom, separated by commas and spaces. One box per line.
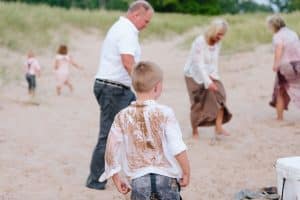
273, 44, 284, 72
192, 40, 217, 91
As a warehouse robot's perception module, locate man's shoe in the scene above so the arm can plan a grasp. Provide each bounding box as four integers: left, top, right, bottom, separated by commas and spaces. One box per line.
86, 181, 106, 190
86, 175, 106, 190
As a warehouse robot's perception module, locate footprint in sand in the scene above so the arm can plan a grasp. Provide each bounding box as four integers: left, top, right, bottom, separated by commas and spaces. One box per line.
279, 121, 296, 127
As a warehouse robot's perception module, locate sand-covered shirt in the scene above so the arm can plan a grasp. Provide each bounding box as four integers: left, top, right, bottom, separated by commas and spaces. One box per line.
99, 100, 186, 182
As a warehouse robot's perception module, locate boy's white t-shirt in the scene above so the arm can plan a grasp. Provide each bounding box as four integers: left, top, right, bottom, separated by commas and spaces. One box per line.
99, 100, 187, 182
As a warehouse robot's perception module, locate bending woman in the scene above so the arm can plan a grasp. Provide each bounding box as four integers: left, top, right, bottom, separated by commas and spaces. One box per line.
184, 19, 232, 140
267, 15, 300, 120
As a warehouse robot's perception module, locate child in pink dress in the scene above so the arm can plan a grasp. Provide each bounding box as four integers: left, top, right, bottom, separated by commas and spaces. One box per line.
54, 45, 82, 95
24, 51, 41, 97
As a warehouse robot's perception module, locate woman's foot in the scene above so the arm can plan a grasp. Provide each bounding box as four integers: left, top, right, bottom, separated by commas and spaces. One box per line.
277, 116, 284, 121
216, 128, 230, 136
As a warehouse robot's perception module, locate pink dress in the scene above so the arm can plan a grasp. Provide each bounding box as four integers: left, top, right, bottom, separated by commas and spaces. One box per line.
55, 54, 71, 86
270, 27, 300, 109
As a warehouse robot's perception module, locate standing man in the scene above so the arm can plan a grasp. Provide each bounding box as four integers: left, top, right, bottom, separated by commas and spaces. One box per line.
86, 0, 154, 190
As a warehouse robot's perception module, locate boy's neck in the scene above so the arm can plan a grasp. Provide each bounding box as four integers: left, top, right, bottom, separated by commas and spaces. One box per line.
136, 92, 156, 104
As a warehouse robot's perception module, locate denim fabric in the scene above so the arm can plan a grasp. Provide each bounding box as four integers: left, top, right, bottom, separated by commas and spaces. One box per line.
87, 80, 136, 185
26, 73, 36, 91
131, 174, 181, 200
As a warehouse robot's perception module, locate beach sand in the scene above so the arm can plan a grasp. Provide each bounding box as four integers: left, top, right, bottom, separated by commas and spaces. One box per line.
0, 31, 299, 200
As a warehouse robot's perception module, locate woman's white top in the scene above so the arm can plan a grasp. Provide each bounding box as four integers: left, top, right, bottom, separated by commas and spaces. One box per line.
184, 35, 221, 88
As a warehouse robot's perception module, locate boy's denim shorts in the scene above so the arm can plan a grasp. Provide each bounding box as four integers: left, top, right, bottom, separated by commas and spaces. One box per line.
130, 174, 181, 200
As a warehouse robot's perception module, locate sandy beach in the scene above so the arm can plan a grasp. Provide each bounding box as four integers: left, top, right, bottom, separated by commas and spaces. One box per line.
0, 31, 299, 200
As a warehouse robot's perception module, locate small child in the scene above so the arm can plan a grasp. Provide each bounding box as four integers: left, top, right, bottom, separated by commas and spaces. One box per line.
100, 61, 190, 200
24, 51, 41, 97
54, 44, 82, 95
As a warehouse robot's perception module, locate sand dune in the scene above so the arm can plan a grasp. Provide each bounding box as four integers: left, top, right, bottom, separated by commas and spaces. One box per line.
0, 31, 299, 200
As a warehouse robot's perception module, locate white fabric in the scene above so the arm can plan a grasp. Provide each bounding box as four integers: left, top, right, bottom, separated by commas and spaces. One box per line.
276, 157, 300, 200
99, 100, 187, 182
95, 16, 141, 87
55, 54, 71, 75
184, 35, 221, 88
273, 27, 300, 64
24, 57, 41, 75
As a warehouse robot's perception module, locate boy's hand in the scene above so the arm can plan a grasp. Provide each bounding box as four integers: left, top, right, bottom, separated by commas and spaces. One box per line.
112, 174, 130, 194
179, 174, 190, 187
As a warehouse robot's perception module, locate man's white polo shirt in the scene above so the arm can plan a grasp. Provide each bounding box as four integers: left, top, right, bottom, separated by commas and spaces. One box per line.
95, 16, 141, 87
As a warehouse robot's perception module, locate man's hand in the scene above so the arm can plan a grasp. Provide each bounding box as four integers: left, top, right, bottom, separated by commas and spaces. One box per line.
208, 82, 218, 91
112, 174, 130, 194
179, 174, 190, 187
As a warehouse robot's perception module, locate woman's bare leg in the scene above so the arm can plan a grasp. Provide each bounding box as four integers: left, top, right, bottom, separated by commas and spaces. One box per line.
192, 127, 199, 140
276, 92, 284, 120
215, 108, 230, 136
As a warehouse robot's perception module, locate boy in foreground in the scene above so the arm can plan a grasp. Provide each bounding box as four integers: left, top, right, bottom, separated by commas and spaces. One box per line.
100, 61, 190, 200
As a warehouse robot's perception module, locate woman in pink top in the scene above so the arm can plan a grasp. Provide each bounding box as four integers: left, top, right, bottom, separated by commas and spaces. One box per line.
24, 51, 41, 97
54, 45, 82, 95
267, 15, 300, 120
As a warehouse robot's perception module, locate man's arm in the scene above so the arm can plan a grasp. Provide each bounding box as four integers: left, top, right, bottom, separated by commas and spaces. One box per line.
121, 54, 135, 75
175, 150, 190, 187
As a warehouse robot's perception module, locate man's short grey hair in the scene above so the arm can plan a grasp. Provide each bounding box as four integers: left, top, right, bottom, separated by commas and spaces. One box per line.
128, 0, 154, 13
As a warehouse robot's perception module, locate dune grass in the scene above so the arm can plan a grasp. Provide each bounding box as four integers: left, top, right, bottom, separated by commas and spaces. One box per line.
1, 1, 300, 54
182, 12, 300, 53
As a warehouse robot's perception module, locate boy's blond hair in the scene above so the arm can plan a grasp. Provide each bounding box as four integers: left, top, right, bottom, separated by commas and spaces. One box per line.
131, 61, 163, 93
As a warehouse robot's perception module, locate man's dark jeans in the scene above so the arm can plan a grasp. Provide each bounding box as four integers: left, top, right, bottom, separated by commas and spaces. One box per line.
86, 80, 135, 189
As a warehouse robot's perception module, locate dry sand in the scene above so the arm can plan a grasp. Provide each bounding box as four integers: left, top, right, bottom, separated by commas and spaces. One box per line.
0, 31, 299, 200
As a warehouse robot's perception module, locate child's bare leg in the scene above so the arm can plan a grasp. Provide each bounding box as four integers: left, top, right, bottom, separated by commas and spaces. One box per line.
65, 80, 73, 93
56, 86, 61, 96
215, 108, 230, 136
276, 92, 284, 121
28, 89, 34, 98
192, 127, 199, 140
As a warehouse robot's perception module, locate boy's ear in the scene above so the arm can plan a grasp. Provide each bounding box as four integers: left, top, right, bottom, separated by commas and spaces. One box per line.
153, 82, 160, 92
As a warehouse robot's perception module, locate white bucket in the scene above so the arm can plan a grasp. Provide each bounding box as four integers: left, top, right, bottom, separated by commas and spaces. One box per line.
276, 157, 300, 200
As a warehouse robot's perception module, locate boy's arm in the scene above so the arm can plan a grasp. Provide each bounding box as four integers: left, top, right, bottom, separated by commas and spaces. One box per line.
175, 150, 190, 187
165, 108, 191, 187
99, 114, 131, 195
112, 173, 131, 194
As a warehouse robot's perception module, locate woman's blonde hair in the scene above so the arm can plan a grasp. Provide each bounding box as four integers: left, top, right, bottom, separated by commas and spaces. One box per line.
267, 15, 286, 33
131, 61, 163, 93
57, 44, 68, 55
205, 19, 229, 41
